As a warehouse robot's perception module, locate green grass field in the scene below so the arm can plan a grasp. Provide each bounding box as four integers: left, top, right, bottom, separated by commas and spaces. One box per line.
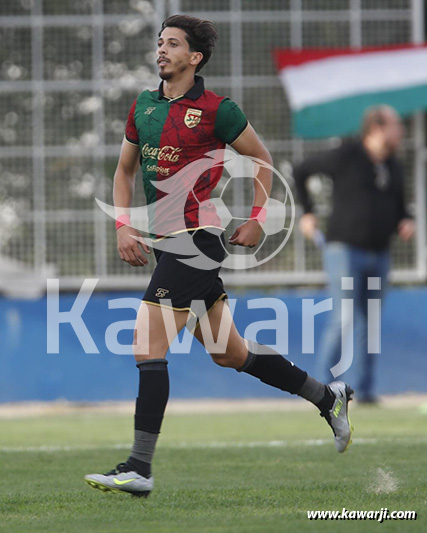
1, 400, 426, 532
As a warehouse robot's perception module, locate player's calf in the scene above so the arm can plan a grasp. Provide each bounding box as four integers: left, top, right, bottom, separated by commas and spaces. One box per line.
237, 340, 354, 452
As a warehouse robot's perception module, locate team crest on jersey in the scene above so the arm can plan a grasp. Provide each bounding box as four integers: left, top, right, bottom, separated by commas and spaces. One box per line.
184, 108, 202, 128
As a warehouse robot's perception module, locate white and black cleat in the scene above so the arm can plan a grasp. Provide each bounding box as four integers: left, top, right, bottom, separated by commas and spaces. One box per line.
84, 462, 153, 497
321, 381, 354, 453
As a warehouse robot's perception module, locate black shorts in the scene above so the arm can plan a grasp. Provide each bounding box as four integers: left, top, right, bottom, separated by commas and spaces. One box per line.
143, 229, 227, 321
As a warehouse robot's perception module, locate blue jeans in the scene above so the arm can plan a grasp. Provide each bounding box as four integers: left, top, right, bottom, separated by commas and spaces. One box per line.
315, 242, 390, 399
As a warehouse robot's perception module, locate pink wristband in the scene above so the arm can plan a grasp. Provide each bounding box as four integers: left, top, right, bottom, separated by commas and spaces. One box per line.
250, 206, 267, 224
115, 214, 131, 230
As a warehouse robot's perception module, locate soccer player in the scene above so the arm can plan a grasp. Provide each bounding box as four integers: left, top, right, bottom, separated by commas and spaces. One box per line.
85, 15, 354, 497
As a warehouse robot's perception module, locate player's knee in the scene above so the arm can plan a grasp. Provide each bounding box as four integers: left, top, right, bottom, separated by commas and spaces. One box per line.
132, 329, 168, 361
210, 352, 239, 369
132, 329, 147, 355
133, 347, 168, 363
134, 353, 168, 364
210, 352, 229, 367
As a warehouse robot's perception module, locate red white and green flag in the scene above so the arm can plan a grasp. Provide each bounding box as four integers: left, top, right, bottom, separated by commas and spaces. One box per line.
275, 44, 427, 139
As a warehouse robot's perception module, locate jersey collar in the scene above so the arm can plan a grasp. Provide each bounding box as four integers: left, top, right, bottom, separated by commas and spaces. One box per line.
158, 75, 205, 102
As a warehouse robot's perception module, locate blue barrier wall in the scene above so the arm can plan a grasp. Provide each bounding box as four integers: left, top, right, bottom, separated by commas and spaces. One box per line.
0, 288, 426, 402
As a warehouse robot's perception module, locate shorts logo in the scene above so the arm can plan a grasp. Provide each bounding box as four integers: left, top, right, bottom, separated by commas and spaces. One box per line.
144, 107, 156, 115
155, 288, 170, 298
184, 108, 202, 128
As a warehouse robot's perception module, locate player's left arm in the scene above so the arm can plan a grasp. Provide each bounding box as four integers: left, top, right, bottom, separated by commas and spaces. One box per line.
228, 124, 273, 247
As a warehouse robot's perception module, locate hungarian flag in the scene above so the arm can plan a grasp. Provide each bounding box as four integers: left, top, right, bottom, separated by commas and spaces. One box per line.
275, 44, 427, 139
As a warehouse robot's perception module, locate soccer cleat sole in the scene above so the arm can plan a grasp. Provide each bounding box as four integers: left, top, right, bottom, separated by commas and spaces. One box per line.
85, 478, 151, 498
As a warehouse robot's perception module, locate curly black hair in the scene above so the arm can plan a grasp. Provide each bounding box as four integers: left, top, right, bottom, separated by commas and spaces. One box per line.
160, 15, 219, 72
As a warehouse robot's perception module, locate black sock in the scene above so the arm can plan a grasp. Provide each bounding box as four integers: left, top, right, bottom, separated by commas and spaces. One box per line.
238, 340, 333, 412
297, 374, 334, 411
238, 340, 307, 394
127, 456, 151, 478
128, 359, 169, 478
314, 385, 335, 413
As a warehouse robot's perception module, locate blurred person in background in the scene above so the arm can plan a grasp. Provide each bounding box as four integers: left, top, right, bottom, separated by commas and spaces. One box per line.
294, 105, 415, 404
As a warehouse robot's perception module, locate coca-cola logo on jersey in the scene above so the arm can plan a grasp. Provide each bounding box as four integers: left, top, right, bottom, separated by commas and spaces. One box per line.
141, 143, 182, 163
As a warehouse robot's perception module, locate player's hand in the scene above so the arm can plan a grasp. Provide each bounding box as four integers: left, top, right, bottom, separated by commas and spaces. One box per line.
299, 213, 318, 240
398, 218, 415, 241
229, 220, 263, 248
117, 226, 151, 266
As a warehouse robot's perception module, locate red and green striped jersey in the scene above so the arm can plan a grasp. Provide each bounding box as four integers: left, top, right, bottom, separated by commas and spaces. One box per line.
125, 76, 248, 237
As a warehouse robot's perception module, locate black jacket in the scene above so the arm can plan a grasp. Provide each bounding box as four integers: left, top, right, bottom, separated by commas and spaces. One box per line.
293, 139, 410, 251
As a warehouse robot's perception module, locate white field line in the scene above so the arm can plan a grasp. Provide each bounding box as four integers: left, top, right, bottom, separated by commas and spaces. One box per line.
1, 437, 427, 453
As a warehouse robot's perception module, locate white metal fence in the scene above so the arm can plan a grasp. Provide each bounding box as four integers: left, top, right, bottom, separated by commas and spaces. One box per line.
0, 0, 425, 294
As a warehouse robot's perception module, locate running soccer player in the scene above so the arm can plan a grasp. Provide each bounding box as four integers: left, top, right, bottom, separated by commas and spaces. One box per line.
85, 15, 354, 497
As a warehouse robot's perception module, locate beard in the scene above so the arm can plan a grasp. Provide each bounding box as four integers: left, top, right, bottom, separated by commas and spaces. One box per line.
158, 60, 188, 81
159, 69, 173, 80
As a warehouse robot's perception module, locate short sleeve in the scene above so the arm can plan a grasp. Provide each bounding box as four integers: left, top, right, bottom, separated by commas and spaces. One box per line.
214, 98, 248, 145
125, 99, 139, 145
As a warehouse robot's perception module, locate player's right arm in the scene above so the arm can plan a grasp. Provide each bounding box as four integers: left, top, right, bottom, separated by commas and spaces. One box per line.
114, 138, 151, 266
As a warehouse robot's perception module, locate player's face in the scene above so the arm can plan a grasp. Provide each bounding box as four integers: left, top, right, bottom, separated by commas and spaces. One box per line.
157, 27, 198, 80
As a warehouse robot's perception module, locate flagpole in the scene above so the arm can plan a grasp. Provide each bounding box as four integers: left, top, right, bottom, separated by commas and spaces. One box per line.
411, 0, 427, 281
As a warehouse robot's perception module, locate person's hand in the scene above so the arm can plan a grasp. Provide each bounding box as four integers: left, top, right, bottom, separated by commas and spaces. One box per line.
229, 220, 263, 247
117, 226, 151, 266
398, 218, 415, 242
299, 213, 318, 240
